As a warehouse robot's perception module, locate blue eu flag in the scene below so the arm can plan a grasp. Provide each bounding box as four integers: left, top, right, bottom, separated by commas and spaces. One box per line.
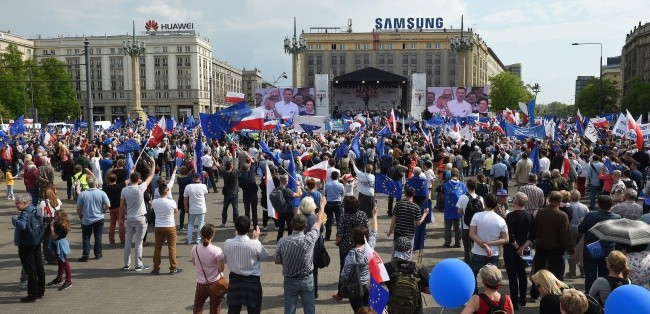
116, 139, 142, 154
375, 173, 402, 199
369, 278, 389, 314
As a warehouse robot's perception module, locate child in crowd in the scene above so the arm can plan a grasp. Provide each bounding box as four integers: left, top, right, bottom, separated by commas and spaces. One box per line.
4, 165, 14, 200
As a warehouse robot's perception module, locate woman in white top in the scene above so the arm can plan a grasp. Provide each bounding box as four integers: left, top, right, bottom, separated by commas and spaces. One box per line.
39, 185, 62, 264
192, 224, 225, 313
89, 151, 103, 187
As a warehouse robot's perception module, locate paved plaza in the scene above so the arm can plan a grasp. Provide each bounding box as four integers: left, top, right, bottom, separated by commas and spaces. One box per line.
0, 176, 575, 313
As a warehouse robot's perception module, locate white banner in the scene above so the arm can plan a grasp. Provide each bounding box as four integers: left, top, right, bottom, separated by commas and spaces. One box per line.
627, 123, 650, 141
585, 121, 599, 143
410, 73, 427, 120
612, 113, 628, 138
314, 74, 329, 117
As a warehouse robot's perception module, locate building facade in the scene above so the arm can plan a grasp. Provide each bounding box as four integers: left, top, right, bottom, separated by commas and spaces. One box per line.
31, 28, 242, 122
299, 27, 506, 88
242, 68, 264, 105
0, 31, 34, 60
622, 21, 650, 92
505, 63, 522, 78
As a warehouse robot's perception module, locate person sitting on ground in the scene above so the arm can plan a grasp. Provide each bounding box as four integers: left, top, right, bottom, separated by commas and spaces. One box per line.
461, 264, 514, 314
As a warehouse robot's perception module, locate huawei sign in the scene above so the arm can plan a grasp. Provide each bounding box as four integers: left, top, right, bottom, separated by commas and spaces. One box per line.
145, 20, 159, 31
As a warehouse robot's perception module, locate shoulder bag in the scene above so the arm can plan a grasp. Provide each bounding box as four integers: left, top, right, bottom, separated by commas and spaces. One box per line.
194, 245, 229, 297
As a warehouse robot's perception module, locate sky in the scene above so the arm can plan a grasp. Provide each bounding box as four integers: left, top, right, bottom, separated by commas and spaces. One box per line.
2, 0, 648, 106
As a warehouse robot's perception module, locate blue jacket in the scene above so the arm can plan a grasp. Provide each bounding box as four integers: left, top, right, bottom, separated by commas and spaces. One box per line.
12, 205, 41, 247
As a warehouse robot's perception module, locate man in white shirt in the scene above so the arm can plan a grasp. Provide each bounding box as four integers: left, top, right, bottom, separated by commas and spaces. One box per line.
120, 157, 156, 271
468, 193, 509, 293
151, 185, 181, 275
201, 150, 218, 193
445, 87, 473, 117
274, 88, 299, 119
539, 150, 551, 174
325, 158, 340, 184
456, 178, 485, 264
223, 216, 269, 314
184, 173, 208, 244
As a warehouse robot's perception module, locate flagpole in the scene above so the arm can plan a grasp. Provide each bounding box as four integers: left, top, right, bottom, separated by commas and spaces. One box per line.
132, 144, 149, 169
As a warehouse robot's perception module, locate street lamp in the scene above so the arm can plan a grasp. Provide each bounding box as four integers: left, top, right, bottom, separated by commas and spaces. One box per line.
123, 21, 146, 120
284, 17, 306, 87
532, 83, 540, 99
572, 42, 603, 114
209, 76, 213, 114
450, 15, 474, 86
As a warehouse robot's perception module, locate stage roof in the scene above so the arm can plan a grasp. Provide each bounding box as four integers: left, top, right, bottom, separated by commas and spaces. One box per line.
333, 67, 408, 83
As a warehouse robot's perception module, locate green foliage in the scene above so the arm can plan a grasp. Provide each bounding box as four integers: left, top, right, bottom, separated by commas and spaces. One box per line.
0, 45, 78, 122
534, 101, 576, 117
622, 75, 650, 117
488, 72, 533, 111
575, 78, 619, 116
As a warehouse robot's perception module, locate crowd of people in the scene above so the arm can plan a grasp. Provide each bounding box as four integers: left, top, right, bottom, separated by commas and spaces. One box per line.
5, 112, 650, 313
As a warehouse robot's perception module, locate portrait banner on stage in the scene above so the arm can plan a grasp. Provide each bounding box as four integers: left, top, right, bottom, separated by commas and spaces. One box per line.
254, 87, 316, 119
314, 74, 329, 116
424, 86, 490, 118
410, 73, 427, 120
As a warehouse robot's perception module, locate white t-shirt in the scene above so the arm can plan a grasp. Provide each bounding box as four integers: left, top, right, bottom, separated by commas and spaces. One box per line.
448, 100, 472, 117
184, 183, 208, 214
539, 157, 550, 173
201, 155, 214, 168
274, 101, 299, 119
456, 192, 485, 230
152, 197, 177, 227
428, 105, 446, 116
424, 169, 436, 188
470, 210, 508, 256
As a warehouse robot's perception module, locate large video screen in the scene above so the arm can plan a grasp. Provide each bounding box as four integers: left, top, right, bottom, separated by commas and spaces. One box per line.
424, 86, 490, 117
253, 87, 317, 119
332, 84, 401, 113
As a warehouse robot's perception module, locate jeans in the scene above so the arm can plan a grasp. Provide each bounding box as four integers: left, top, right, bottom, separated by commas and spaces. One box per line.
589, 184, 602, 210
503, 246, 527, 306
153, 227, 178, 272
124, 215, 148, 268
18, 245, 45, 299
470, 254, 499, 294
66, 178, 72, 199
187, 213, 205, 244
165, 161, 174, 178
462, 228, 472, 263
6, 185, 14, 199
583, 252, 608, 293
81, 219, 104, 258
471, 160, 482, 176
243, 194, 258, 227
109, 208, 125, 244
444, 218, 461, 246
222, 195, 239, 225
283, 275, 315, 314
276, 212, 293, 243
27, 187, 39, 206
325, 202, 342, 240
178, 197, 186, 229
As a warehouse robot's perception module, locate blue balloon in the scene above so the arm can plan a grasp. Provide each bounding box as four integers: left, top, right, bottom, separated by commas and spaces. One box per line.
429, 258, 475, 309
605, 284, 650, 314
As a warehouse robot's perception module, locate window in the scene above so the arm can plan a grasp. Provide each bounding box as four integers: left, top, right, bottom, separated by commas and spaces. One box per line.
410, 55, 417, 65
316, 55, 322, 66
403, 54, 408, 65
331, 44, 337, 50
434, 43, 441, 49
339, 44, 346, 50
155, 106, 171, 114
355, 44, 362, 50
410, 43, 417, 49
363, 44, 370, 50
162, 47, 167, 53
435, 65, 441, 75
355, 54, 361, 65
96, 48, 102, 54
387, 54, 393, 64
331, 55, 337, 65
185, 46, 190, 52
307, 55, 314, 65
110, 48, 116, 54
340, 55, 346, 65
177, 46, 183, 52
378, 54, 385, 64
363, 54, 369, 64
111, 106, 127, 114
425, 43, 432, 49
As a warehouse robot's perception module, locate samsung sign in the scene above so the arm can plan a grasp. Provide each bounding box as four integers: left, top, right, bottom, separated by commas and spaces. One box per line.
374, 17, 444, 30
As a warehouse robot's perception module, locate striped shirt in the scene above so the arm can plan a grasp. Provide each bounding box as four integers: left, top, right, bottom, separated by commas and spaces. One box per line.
392, 200, 421, 239
519, 184, 545, 214
223, 235, 269, 277
275, 228, 319, 277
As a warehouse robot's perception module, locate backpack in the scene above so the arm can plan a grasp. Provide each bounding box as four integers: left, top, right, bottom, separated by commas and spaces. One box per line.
22, 208, 44, 246
340, 262, 364, 299
463, 193, 484, 226
478, 293, 508, 314
238, 170, 257, 190
388, 261, 421, 314
269, 187, 289, 214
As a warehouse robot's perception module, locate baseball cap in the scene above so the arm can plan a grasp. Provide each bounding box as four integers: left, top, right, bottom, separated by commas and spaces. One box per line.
496, 189, 508, 197
291, 214, 307, 230
479, 264, 502, 288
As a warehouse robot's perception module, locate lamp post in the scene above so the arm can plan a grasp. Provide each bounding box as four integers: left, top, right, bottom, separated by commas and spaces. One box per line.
450, 15, 474, 87
572, 42, 603, 114
532, 83, 540, 99
123, 21, 146, 121
84, 40, 94, 141
209, 76, 213, 114
284, 17, 306, 87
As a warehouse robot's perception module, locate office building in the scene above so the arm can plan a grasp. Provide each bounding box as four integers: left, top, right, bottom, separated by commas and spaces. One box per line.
575, 75, 595, 102
0, 30, 34, 60
505, 63, 522, 78
622, 21, 650, 92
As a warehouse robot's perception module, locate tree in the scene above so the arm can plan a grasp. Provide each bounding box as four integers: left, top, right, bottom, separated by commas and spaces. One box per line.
575, 78, 619, 116
535, 101, 576, 117
0, 44, 28, 117
38, 58, 77, 122
488, 72, 533, 112
622, 75, 650, 117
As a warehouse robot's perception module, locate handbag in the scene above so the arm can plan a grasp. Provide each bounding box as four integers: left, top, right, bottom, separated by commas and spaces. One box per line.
586, 241, 605, 260
314, 236, 330, 269
194, 246, 229, 297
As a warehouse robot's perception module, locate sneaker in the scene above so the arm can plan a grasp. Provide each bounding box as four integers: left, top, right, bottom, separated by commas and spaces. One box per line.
95, 254, 103, 260
565, 272, 577, 279
219, 223, 226, 227
453, 244, 461, 248
170, 268, 183, 275
135, 265, 151, 271
122, 265, 131, 270
58, 282, 72, 291
46, 279, 63, 286
150, 270, 160, 275
18, 281, 28, 288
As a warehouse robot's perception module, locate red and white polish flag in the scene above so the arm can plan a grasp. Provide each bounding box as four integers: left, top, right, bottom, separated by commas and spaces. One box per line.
302, 160, 327, 181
